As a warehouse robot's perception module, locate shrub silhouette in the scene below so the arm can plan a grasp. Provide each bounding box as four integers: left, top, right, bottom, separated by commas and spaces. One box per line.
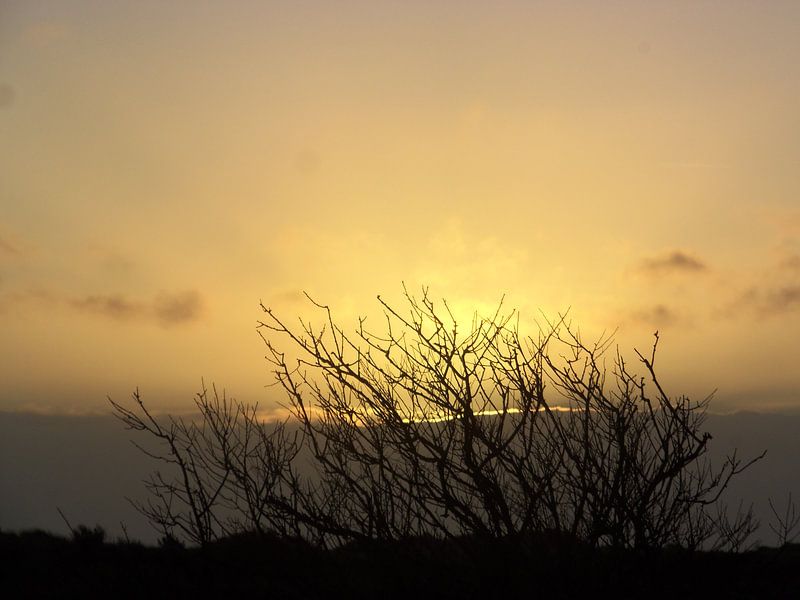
111, 287, 762, 549
72, 524, 106, 548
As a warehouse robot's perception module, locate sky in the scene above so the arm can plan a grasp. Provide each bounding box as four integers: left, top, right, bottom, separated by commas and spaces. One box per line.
1, 1, 799, 415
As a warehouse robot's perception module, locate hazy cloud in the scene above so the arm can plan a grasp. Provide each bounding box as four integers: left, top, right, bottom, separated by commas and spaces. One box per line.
767, 208, 800, 237
0, 84, 15, 109
153, 290, 203, 326
73, 290, 203, 325
726, 285, 800, 319
640, 251, 707, 275
71, 294, 145, 320
628, 304, 680, 328
267, 289, 305, 307
294, 148, 321, 177
658, 161, 731, 170
86, 244, 137, 276
0, 237, 19, 256
719, 252, 800, 318
762, 286, 800, 315
2, 288, 204, 326
780, 255, 800, 271
0, 288, 57, 313
21, 21, 72, 47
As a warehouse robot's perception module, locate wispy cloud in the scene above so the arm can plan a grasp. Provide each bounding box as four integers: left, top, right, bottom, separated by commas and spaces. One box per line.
0, 84, 14, 109
267, 289, 305, 307
21, 21, 72, 47
765, 286, 800, 313
153, 290, 203, 326
725, 284, 800, 319
0, 288, 56, 313
72, 290, 203, 326
718, 251, 800, 319
628, 304, 680, 328
2, 287, 204, 326
0, 236, 20, 256
639, 250, 707, 275
658, 161, 731, 170
71, 294, 145, 320
751, 285, 800, 317
780, 255, 800, 271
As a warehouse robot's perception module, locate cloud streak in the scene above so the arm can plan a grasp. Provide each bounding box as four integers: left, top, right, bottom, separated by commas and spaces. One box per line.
2, 288, 203, 326
70, 294, 146, 321
0, 237, 20, 256
0, 84, 15, 109
628, 304, 680, 328
766, 286, 800, 313
725, 284, 800, 319
153, 290, 203, 326
718, 252, 800, 319
780, 255, 800, 271
71, 290, 203, 326
639, 251, 707, 275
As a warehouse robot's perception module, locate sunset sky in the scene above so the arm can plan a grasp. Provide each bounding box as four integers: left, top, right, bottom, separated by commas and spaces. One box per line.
1, 1, 799, 415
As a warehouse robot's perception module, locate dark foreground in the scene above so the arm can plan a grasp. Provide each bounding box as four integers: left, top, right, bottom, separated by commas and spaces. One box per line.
2, 529, 799, 599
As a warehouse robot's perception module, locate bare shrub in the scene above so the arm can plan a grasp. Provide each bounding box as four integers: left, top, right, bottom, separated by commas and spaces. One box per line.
112, 287, 763, 550
768, 493, 800, 547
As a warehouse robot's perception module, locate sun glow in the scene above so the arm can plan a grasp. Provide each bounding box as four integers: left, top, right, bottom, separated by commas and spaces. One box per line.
400, 405, 578, 424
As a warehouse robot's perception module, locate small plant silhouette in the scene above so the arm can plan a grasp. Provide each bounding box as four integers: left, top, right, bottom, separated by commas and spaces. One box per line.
72, 525, 106, 548
769, 493, 800, 547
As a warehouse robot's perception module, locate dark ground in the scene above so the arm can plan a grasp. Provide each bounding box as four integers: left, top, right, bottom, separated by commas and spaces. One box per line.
2, 529, 799, 599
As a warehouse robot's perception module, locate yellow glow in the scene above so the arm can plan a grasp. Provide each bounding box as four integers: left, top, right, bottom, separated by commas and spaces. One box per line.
400, 406, 579, 424
1, 2, 799, 414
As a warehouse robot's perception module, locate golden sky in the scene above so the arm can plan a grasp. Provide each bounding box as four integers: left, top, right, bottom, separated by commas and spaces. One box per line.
1, 1, 799, 414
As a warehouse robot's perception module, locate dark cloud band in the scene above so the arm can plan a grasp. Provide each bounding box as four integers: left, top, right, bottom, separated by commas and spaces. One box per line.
640, 251, 707, 274
69, 290, 203, 325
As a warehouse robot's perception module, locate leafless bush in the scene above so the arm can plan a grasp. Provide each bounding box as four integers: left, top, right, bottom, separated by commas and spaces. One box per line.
113, 286, 763, 550
768, 493, 800, 547
110, 387, 302, 545
708, 500, 760, 552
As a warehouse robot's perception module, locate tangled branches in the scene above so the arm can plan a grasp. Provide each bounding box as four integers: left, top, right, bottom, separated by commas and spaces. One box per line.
112, 287, 762, 549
